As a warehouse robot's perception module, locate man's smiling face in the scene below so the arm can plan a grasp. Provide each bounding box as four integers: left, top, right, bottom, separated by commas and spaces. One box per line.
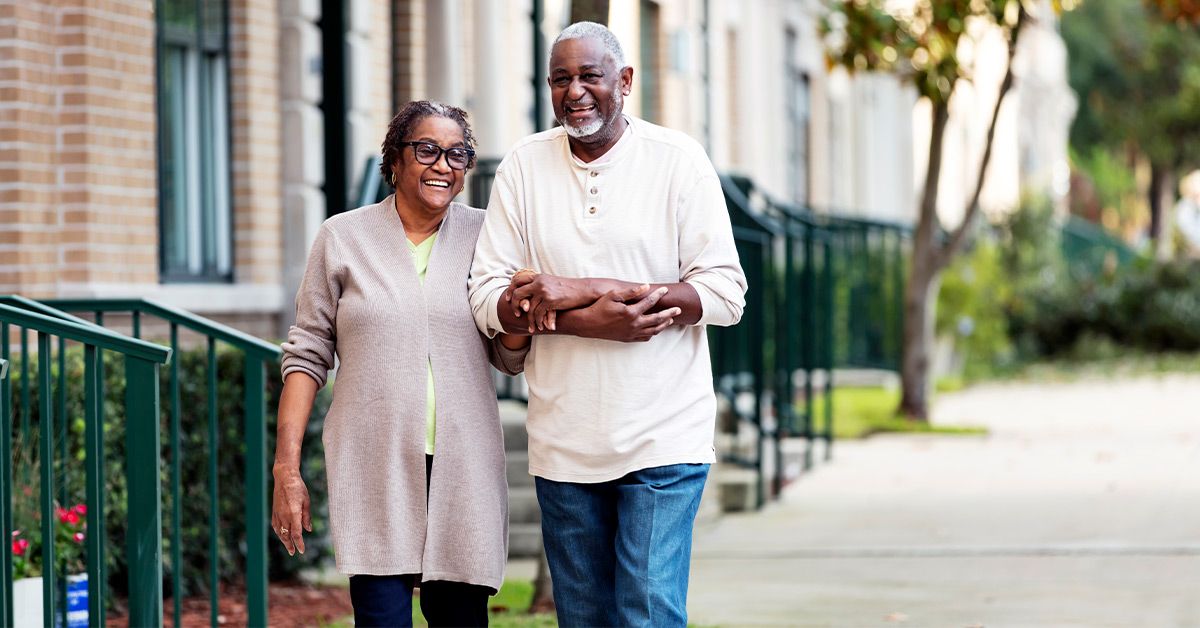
548, 36, 632, 147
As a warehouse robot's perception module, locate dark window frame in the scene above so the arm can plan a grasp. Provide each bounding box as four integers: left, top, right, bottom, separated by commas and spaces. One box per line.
155, 0, 234, 283
785, 28, 811, 207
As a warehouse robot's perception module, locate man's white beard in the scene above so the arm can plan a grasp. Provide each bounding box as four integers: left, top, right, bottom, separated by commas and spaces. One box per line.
562, 117, 604, 138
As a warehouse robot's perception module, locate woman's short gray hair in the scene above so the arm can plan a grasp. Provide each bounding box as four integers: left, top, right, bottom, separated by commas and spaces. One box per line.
553, 21, 627, 68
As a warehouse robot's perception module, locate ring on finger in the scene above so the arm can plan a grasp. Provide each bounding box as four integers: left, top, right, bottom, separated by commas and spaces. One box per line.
279, 527, 289, 535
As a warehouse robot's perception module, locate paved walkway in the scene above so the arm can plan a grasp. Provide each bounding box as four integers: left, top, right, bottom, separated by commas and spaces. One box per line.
688, 374, 1200, 627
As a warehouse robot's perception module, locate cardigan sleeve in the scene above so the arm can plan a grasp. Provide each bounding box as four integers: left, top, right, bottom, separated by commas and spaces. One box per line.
485, 334, 528, 376
281, 223, 341, 388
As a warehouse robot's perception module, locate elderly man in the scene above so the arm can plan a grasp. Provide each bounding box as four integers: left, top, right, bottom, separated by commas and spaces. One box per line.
469, 21, 746, 627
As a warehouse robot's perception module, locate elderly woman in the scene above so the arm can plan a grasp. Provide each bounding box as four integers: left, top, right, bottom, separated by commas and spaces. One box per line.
272, 100, 528, 628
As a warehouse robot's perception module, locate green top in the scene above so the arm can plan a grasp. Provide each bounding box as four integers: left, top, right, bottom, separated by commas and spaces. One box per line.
408, 232, 438, 455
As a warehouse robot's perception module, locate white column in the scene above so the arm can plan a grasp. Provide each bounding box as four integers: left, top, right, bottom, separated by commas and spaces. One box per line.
426, 0, 463, 105
471, 0, 507, 157
279, 0, 326, 331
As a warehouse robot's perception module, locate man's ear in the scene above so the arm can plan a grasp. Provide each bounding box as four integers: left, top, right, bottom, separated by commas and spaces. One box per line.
620, 66, 634, 96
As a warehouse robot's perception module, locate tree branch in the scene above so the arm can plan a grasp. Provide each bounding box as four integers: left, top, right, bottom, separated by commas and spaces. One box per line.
937, 4, 1027, 270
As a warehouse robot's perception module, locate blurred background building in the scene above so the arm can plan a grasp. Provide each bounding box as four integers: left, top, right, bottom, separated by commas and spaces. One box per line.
0, 0, 1074, 337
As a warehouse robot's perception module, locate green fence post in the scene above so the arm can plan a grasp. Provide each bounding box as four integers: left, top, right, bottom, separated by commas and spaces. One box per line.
823, 238, 836, 460
38, 333, 56, 628
57, 337, 66, 507
802, 225, 816, 471
207, 338, 220, 628
245, 355, 269, 627
125, 355, 163, 627
893, 230, 906, 371
20, 329, 29, 453
168, 323, 182, 628
83, 345, 105, 628
0, 353, 11, 628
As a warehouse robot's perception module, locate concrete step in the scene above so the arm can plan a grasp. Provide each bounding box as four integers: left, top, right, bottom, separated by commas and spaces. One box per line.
508, 486, 541, 525
508, 522, 543, 558
500, 400, 529, 452
506, 450, 534, 487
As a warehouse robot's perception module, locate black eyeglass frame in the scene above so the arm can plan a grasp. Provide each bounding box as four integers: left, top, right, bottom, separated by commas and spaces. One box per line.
399, 140, 477, 171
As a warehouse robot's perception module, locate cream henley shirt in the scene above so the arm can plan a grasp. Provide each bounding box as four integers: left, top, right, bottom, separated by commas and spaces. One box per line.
469, 116, 747, 483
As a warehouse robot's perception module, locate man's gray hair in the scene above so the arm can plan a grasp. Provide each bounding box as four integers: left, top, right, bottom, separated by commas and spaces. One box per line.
553, 21, 627, 68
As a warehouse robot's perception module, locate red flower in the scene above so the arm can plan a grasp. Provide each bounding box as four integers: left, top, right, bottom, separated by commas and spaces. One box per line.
56, 507, 69, 523
72, 504, 87, 516
73, 532, 85, 544
64, 511, 80, 525
11, 539, 28, 556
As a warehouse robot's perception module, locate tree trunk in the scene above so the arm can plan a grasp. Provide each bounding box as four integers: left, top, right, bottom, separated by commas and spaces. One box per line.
530, 545, 555, 613
899, 101, 949, 420
898, 7, 1024, 420
899, 260, 943, 419
1149, 163, 1175, 259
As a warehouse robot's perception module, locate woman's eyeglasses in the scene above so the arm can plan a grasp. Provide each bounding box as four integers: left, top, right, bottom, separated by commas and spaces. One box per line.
400, 141, 475, 171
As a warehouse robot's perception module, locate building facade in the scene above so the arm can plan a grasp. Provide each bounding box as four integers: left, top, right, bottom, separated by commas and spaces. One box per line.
1, 0, 1069, 335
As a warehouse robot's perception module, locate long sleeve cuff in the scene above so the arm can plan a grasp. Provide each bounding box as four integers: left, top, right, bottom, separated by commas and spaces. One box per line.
489, 338, 529, 375
687, 277, 745, 328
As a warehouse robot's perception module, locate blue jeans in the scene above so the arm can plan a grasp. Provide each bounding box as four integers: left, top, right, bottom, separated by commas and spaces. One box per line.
535, 463, 710, 628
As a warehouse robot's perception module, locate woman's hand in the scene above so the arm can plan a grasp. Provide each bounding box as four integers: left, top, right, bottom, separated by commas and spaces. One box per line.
271, 467, 312, 556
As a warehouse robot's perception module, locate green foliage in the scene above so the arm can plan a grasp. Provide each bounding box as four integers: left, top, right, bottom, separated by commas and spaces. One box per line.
5, 343, 331, 601
1016, 258, 1200, 355
937, 239, 1016, 379
1068, 146, 1140, 229
821, 0, 1026, 104
938, 194, 1200, 359
936, 195, 1064, 377
1063, 0, 1200, 171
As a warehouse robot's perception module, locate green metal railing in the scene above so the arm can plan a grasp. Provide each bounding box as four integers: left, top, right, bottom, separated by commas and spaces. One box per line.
713, 176, 911, 504
710, 176, 780, 508
0, 301, 172, 628
1061, 214, 1138, 271
37, 298, 282, 628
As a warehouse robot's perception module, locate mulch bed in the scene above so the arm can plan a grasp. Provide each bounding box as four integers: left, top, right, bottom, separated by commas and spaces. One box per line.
105, 581, 353, 627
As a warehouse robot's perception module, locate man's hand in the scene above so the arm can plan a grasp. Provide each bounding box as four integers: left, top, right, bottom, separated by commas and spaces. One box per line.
510, 274, 598, 331
571, 284, 680, 342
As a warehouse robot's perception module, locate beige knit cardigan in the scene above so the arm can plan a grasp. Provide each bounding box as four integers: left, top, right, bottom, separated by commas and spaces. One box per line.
281, 197, 525, 590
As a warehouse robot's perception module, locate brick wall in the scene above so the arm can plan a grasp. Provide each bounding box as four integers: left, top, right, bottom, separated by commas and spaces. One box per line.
369, 0, 392, 132
229, 0, 282, 286
0, 0, 157, 298
393, 0, 424, 107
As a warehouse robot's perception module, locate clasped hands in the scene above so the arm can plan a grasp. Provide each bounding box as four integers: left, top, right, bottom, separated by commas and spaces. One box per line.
503, 270, 680, 342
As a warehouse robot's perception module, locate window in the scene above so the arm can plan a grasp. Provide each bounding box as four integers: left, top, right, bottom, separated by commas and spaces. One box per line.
786, 29, 811, 206
157, 0, 231, 281
639, 0, 662, 123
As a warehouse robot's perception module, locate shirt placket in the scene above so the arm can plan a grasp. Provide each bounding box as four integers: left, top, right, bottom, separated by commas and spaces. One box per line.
583, 169, 601, 221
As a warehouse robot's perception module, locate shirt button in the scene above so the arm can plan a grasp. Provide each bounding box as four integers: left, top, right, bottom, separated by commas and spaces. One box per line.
590, 171, 598, 177
590, 187, 598, 195
588, 207, 597, 214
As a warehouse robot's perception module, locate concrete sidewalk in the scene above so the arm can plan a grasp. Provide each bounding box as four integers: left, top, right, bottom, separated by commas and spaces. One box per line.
688, 374, 1200, 627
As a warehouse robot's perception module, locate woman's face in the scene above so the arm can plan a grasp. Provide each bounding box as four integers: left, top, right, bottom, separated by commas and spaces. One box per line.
392, 115, 468, 216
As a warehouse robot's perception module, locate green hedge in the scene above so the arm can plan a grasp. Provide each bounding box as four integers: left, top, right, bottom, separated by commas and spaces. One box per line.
5, 343, 331, 601
939, 196, 1197, 367
1013, 258, 1200, 355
